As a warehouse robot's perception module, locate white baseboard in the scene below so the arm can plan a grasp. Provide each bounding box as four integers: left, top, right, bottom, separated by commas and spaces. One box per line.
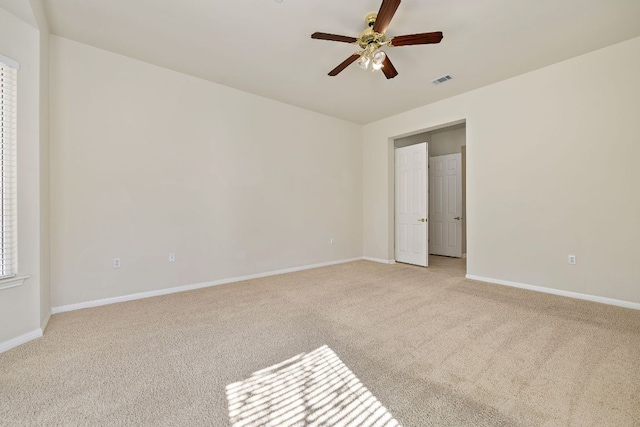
465, 274, 640, 311
362, 257, 396, 264
41, 312, 51, 333
0, 329, 43, 354
52, 257, 363, 314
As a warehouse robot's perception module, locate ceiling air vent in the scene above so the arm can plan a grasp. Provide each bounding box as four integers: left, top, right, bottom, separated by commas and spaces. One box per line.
432, 75, 452, 85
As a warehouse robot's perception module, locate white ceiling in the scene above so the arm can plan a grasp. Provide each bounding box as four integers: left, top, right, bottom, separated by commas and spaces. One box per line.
41, 0, 640, 124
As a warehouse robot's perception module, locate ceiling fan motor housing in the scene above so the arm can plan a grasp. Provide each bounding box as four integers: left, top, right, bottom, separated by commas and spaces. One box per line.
365, 12, 378, 27
358, 13, 387, 50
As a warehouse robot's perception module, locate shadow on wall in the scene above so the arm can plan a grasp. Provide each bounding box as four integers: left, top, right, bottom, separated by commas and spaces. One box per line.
226, 345, 400, 426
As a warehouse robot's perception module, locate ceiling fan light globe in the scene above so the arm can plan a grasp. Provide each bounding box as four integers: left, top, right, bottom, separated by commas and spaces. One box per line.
372, 62, 384, 71
357, 55, 371, 70
373, 50, 386, 65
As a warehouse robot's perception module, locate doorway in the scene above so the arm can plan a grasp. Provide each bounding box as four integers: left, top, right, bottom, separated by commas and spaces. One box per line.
393, 123, 467, 267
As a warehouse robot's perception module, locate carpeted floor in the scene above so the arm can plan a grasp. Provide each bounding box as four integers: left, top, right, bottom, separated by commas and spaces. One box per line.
1, 257, 639, 426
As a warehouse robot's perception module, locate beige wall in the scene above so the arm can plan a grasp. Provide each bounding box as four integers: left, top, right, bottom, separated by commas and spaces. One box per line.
429, 126, 466, 157
394, 124, 466, 156
363, 36, 640, 304
0, 7, 46, 344
30, 0, 51, 331
50, 37, 363, 308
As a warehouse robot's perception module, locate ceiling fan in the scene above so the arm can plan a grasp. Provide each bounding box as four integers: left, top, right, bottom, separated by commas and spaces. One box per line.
311, 0, 443, 79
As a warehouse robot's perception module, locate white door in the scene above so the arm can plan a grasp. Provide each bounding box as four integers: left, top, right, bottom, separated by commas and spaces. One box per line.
429, 153, 462, 257
395, 143, 428, 267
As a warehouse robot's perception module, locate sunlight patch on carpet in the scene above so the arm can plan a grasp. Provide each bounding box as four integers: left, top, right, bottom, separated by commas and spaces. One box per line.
226, 345, 401, 427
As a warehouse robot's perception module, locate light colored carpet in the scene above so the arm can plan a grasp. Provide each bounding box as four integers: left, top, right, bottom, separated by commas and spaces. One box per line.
226, 345, 399, 427
1, 257, 639, 426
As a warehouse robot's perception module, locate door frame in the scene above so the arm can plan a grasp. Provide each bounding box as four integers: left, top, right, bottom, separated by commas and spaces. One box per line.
391, 119, 467, 267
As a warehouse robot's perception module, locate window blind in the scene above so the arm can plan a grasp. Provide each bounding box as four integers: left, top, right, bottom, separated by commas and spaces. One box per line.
0, 57, 18, 280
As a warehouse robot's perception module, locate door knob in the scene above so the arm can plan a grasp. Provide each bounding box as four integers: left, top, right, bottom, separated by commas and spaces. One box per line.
454, 217, 462, 220
418, 218, 427, 222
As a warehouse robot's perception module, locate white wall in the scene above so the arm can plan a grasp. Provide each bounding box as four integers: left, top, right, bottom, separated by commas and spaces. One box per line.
363, 36, 640, 304
0, 7, 46, 345
429, 127, 466, 157
394, 124, 466, 156
30, 0, 51, 332
50, 36, 362, 308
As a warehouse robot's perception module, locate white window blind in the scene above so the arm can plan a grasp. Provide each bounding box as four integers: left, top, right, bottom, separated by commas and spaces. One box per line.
0, 56, 18, 280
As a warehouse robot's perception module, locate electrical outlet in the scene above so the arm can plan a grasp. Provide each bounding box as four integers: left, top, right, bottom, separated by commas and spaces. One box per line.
330, 237, 336, 245
568, 255, 576, 265
169, 253, 176, 262
113, 258, 121, 268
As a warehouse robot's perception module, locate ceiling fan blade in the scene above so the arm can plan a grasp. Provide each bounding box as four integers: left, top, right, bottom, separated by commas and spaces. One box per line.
373, 0, 402, 34
381, 56, 398, 79
311, 32, 358, 43
328, 54, 361, 76
389, 32, 443, 47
